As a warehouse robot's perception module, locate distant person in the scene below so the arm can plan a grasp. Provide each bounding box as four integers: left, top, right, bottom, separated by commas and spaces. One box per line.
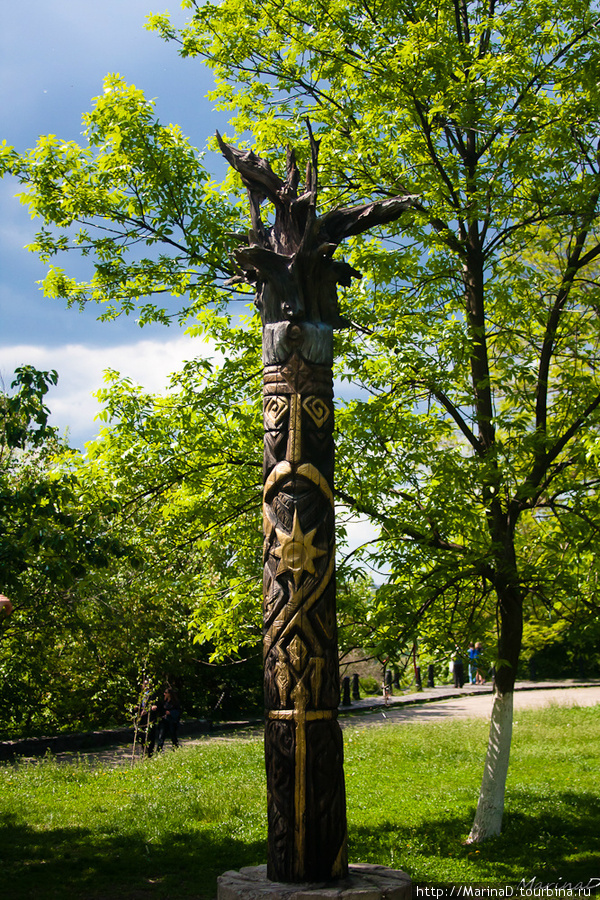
452, 647, 465, 688
156, 687, 181, 751
467, 642, 477, 684
474, 641, 485, 684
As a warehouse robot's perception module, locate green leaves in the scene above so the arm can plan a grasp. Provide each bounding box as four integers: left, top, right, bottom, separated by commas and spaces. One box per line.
146, 0, 600, 664
5, 75, 239, 325
4, 0, 600, 691
1, 366, 58, 450
78, 342, 264, 661
127, 0, 600, 668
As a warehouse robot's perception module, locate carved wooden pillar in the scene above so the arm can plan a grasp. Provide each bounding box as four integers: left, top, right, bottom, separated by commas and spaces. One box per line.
218, 129, 414, 884
263, 321, 346, 882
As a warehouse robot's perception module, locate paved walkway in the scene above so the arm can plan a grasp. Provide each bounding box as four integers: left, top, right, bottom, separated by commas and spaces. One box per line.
23, 679, 599, 768
340, 681, 600, 728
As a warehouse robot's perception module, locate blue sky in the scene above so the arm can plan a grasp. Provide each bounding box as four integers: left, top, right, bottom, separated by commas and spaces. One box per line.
0, 0, 228, 446
0, 1, 378, 558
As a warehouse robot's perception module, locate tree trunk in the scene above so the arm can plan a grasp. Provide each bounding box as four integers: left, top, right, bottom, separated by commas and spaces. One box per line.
467, 689, 513, 842
468, 537, 523, 842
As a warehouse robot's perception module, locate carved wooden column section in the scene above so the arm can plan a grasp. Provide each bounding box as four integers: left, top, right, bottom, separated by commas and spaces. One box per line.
263, 320, 345, 882
218, 129, 415, 884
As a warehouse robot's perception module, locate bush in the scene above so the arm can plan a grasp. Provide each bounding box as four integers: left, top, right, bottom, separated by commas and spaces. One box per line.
360, 676, 381, 696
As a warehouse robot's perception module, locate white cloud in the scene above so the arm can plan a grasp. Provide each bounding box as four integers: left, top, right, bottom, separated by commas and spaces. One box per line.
0, 334, 218, 448
2, 333, 391, 574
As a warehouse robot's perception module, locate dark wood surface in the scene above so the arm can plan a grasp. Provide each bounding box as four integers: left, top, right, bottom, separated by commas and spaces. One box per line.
219, 131, 415, 882
262, 332, 347, 881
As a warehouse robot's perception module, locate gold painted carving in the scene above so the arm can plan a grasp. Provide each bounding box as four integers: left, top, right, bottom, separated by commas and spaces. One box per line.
302, 395, 331, 429
331, 832, 348, 879
310, 657, 324, 708
269, 681, 341, 879
268, 707, 335, 721
273, 509, 326, 589
291, 680, 309, 877
264, 395, 289, 429
275, 648, 291, 707
287, 393, 302, 463
296, 463, 335, 508
262, 352, 344, 880
316, 603, 336, 641
263, 461, 334, 511
263, 460, 294, 501
264, 555, 335, 659
287, 634, 309, 673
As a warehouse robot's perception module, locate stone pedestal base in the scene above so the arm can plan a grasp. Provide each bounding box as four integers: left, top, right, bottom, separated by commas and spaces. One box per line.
218, 864, 412, 900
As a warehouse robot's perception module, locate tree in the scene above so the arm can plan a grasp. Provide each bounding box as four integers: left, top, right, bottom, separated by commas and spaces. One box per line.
4, 0, 600, 842
0, 366, 137, 733
86, 354, 265, 659
1, 367, 83, 731
1, 76, 237, 326
1, 365, 64, 600
154, 0, 600, 840
0, 363, 265, 736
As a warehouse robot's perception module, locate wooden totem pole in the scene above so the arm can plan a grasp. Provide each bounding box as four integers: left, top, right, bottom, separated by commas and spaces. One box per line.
218, 131, 415, 884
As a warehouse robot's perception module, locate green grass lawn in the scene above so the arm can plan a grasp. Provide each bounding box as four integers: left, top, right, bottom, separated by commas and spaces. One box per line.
0, 704, 598, 899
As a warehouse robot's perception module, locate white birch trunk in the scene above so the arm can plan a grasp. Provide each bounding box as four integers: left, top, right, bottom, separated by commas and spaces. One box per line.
467, 690, 514, 842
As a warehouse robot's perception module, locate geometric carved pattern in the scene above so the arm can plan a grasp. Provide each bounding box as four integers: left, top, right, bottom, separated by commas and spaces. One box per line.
219, 131, 413, 887
303, 395, 331, 428
264, 394, 289, 428
273, 509, 326, 588
280, 355, 318, 395
288, 634, 309, 672
262, 333, 347, 884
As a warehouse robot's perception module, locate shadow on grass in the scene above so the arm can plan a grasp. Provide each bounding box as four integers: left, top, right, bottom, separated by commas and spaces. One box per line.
348, 790, 600, 886
3, 792, 598, 898
0, 812, 266, 900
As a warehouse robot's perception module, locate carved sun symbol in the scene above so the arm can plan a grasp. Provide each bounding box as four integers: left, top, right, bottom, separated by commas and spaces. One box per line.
273, 510, 326, 588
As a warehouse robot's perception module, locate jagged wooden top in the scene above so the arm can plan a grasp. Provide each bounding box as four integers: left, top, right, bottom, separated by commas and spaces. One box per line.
217, 131, 417, 327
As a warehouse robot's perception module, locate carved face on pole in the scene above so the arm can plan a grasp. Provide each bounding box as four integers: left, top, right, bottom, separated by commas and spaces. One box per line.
234, 244, 355, 327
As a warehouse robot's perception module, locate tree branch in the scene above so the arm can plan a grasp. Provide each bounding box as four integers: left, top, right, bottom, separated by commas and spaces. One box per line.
431, 387, 482, 455
335, 487, 468, 554
536, 205, 600, 435
520, 389, 600, 506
